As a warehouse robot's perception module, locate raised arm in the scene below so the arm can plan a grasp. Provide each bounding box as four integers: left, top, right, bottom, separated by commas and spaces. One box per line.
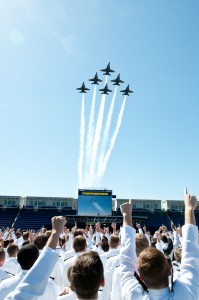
120, 200, 141, 299
5, 216, 66, 300
178, 188, 199, 298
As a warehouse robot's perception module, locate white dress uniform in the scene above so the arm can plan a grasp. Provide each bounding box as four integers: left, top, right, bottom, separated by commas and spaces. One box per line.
5, 246, 59, 300
0, 268, 13, 282
101, 253, 120, 300
3, 257, 19, 275
0, 270, 57, 300
111, 266, 122, 300
120, 224, 199, 300
63, 251, 86, 287
100, 248, 119, 269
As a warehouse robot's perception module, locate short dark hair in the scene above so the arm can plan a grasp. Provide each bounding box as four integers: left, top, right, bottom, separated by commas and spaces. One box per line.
73, 236, 87, 253
34, 234, 48, 250
0, 248, 5, 261
161, 235, 168, 243
101, 237, 109, 252
69, 251, 104, 299
73, 229, 84, 238
7, 243, 19, 257
17, 244, 39, 270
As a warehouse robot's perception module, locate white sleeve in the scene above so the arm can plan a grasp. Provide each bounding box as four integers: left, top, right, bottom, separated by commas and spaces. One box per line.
138, 228, 144, 234
155, 241, 164, 253
120, 226, 143, 299
173, 230, 179, 249
5, 246, 59, 300
178, 224, 199, 298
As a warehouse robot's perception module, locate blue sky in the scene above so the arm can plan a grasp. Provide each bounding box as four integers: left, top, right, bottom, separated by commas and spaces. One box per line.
0, 0, 199, 200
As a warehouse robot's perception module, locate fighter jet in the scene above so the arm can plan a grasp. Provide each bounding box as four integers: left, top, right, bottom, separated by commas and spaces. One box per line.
100, 62, 115, 76
99, 83, 112, 95
89, 72, 103, 85
120, 85, 133, 96
110, 73, 124, 86
76, 82, 90, 93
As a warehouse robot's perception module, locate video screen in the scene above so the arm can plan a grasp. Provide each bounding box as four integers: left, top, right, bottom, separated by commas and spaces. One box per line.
78, 189, 112, 216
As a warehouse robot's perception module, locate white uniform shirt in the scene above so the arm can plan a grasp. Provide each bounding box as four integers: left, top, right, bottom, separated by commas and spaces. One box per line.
5, 246, 59, 300
0, 268, 12, 282
102, 253, 120, 300
120, 224, 199, 300
3, 257, 19, 275
0, 269, 57, 300
100, 248, 119, 269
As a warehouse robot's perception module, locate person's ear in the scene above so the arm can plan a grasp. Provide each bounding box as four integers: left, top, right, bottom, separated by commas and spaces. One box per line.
100, 277, 105, 287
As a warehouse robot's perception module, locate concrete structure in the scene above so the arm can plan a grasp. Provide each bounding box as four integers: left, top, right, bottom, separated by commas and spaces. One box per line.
0, 196, 21, 207
161, 200, 184, 211
116, 199, 161, 210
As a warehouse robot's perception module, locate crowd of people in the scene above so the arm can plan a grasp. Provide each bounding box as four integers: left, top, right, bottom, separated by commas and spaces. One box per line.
0, 188, 198, 299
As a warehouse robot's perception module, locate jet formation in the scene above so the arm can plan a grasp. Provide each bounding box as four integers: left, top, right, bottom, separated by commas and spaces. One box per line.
77, 62, 133, 96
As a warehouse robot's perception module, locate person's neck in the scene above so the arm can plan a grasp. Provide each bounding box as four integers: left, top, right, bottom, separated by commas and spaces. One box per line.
78, 292, 98, 300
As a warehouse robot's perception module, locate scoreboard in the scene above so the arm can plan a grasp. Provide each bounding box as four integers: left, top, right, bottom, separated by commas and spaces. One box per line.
78, 189, 112, 216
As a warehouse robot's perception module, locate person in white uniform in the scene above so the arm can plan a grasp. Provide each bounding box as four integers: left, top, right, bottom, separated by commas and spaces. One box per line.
0, 243, 57, 300
119, 188, 199, 300
0, 249, 13, 282
3, 243, 19, 275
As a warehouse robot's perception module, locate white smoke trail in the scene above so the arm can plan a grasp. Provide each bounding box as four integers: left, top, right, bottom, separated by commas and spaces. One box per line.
88, 94, 106, 186
85, 85, 97, 163
97, 86, 118, 177
100, 96, 127, 178
78, 94, 85, 188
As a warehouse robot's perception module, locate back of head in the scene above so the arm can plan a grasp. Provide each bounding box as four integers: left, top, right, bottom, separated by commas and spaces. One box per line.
69, 251, 104, 299
73, 236, 87, 253
23, 231, 30, 241
17, 244, 39, 270
138, 247, 170, 289
7, 243, 19, 257
135, 233, 149, 257
109, 235, 120, 249
150, 238, 157, 248
101, 237, 109, 252
174, 247, 182, 263
34, 234, 48, 250
73, 229, 84, 238
0, 248, 5, 262
161, 235, 168, 243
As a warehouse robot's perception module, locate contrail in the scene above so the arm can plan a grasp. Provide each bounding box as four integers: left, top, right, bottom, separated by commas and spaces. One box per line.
88, 94, 106, 186
86, 85, 97, 164
97, 86, 118, 177
100, 96, 127, 178
78, 94, 85, 188
87, 76, 108, 186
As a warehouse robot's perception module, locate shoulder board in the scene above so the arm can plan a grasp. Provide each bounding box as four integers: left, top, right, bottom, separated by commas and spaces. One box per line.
64, 256, 74, 262
5, 271, 15, 276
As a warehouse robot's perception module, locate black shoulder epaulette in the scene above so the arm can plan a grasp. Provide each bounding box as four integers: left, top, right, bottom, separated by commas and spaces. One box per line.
5, 271, 15, 276
64, 256, 74, 262
49, 276, 55, 280
107, 255, 118, 259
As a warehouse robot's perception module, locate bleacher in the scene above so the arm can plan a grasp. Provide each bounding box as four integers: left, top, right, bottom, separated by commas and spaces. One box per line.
0, 206, 198, 232
0, 207, 19, 228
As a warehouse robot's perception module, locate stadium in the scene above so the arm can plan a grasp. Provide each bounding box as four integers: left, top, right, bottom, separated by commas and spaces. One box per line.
1, 190, 199, 232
